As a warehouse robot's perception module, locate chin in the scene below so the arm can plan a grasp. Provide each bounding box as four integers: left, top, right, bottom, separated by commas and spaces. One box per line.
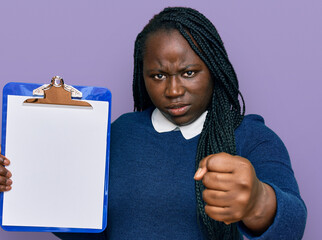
172, 117, 195, 126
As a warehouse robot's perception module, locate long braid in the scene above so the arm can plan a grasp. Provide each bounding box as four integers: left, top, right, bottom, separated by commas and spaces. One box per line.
132, 7, 245, 239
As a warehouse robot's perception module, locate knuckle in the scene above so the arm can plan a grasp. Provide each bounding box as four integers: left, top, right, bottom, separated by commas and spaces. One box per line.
239, 160, 254, 175
202, 173, 211, 187
219, 152, 229, 158
207, 155, 222, 169
236, 193, 250, 206
213, 173, 220, 182
0, 185, 6, 192
202, 189, 210, 202
202, 174, 208, 186
0, 167, 7, 176
206, 158, 215, 169
217, 152, 230, 161
238, 177, 251, 189
233, 211, 243, 220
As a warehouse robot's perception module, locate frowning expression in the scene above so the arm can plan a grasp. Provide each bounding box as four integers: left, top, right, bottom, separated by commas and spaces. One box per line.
143, 29, 213, 126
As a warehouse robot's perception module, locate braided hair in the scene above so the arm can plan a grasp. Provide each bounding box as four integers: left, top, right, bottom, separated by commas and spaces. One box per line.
132, 7, 245, 240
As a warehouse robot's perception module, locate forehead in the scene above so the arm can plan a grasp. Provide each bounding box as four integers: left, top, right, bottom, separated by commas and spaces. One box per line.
143, 29, 202, 65
145, 28, 184, 43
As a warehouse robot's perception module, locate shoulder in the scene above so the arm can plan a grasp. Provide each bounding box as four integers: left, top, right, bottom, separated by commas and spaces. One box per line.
236, 114, 265, 131
235, 114, 277, 141
235, 114, 288, 159
111, 107, 154, 135
112, 108, 153, 126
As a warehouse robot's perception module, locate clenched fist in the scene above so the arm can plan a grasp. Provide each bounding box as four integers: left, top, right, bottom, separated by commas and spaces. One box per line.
194, 152, 276, 234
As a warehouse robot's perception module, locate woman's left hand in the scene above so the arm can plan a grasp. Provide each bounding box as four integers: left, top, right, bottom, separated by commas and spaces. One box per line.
194, 152, 276, 234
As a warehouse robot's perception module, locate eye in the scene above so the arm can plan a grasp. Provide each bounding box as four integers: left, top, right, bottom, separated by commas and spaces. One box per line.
153, 74, 166, 80
183, 71, 196, 78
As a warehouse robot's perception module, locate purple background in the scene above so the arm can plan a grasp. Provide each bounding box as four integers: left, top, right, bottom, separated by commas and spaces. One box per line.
0, 0, 321, 239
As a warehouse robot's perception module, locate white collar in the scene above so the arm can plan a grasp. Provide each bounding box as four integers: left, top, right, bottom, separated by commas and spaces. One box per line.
151, 108, 207, 140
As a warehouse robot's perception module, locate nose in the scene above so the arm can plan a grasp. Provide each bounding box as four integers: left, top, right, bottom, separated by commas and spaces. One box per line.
165, 75, 185, 98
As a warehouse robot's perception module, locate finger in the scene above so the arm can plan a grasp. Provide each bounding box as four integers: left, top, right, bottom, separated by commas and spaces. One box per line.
7, 170, 12, 178
0, 185, 12, 192
0, 155, 10, 166
202, 172, 233, 190
204, 204, 232, 222
0, 166, 11, 177
194, 167, 207, 180
204, 205, 240, 224
202, 189, 233, 207
198, 154, 214, 169
0, 176, 7, 185
0, 145, 10, 166
0, 176, 12, 185
194, 154, 215, 180
206, 152, 236, 173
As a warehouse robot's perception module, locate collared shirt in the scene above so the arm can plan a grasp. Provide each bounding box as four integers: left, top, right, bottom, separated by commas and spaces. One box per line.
151, 108, 207, 140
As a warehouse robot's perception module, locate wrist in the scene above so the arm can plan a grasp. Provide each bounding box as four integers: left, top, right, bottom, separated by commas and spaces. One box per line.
242, 182, 277, 235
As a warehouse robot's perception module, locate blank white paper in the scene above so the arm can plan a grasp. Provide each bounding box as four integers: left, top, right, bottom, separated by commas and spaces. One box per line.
2, 95, 109, 229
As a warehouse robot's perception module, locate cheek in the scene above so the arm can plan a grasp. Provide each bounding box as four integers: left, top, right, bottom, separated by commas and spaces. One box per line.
205, 84, 214, 102
144, 79, 162, 103
196, 91, 212, 109
143, 77, 153, 95
194, 78, 213, 105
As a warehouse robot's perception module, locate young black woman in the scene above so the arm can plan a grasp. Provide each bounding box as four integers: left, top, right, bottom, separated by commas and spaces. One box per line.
0, 7, 306, 240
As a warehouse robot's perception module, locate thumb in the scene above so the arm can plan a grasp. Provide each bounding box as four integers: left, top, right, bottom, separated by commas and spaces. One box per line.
194, 155, 212, 180
194, 167, 207, 180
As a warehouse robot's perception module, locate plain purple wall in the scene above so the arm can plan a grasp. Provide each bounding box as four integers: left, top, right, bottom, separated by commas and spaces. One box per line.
0, 0, 321, 239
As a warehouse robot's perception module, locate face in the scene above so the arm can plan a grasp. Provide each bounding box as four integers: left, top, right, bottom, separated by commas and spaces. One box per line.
143, 29, 213, 126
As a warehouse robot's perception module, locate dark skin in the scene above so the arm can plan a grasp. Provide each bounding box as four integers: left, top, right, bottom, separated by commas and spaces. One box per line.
0, 145, 12, 191
0, 29, 276, 236
143, 29, 277, 235
194, 153, 276, 234
143, 30, 213, 126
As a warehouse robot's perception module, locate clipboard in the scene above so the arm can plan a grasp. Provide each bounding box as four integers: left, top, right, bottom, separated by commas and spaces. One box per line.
0, 77, 111, 233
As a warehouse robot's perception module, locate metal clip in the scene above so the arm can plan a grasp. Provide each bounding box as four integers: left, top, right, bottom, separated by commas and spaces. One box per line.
33, 76, 83, 98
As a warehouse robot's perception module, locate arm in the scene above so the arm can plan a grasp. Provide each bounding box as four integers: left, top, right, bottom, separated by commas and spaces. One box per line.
237, 136, 307, 239
194, 116, 307, 239
240, 181, 276, 235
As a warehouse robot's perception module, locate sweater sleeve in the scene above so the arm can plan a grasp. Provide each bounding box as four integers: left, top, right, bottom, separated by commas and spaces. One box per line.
235, 115, 307, 239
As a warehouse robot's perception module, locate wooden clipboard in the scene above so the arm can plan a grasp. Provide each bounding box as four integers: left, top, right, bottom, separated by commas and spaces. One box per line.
0, 77, 111, 233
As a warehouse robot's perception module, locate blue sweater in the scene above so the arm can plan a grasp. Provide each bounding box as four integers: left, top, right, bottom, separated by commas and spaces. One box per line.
54, 108, 306, 240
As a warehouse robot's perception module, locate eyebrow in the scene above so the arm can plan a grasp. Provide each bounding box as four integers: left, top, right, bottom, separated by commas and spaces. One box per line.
144, 64, 202, 74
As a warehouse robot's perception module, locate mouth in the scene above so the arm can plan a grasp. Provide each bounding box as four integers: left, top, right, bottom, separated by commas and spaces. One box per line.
166, 104, 190, 116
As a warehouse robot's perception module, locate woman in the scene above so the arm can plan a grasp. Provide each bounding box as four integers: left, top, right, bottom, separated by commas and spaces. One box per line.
0, 7, 306, 240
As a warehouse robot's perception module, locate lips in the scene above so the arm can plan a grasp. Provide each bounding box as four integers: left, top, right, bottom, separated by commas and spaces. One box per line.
166, 104, 190, 116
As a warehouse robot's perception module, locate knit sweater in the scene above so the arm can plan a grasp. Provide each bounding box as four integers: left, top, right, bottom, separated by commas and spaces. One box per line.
54, 108, 306, 240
